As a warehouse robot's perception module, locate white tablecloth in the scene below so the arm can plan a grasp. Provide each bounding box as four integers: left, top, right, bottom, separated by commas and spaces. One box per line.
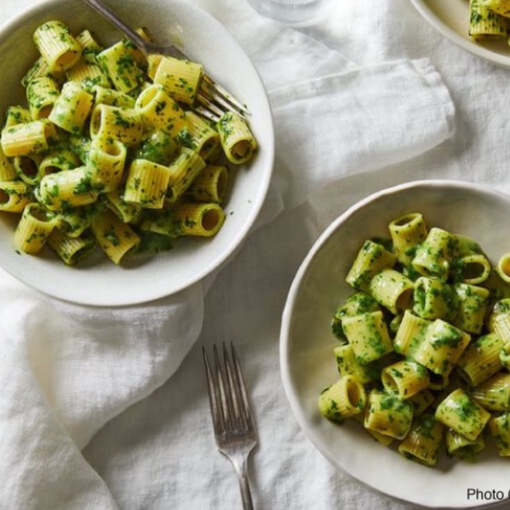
2, 0, 510, 508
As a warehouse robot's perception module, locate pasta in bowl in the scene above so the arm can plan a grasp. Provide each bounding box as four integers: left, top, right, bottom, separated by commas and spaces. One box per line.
0, 0, 273, 305
280, 180, 510, 508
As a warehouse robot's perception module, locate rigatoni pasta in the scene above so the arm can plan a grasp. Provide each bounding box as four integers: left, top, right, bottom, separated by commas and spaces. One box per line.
0, 19, 257, 265
319, 212, 510, 467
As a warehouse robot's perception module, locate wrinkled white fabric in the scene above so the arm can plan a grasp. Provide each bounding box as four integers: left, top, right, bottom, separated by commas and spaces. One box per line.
0, 0, 457, 508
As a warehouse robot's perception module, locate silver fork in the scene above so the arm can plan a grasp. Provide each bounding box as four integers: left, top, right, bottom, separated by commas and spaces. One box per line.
80, 0, 249, 121
202, 343, 258, 510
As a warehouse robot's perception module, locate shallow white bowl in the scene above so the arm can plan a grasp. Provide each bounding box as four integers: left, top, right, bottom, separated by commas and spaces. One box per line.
0, 0, 273, 306
280, 180, 510, 508
411, 0, 510, 69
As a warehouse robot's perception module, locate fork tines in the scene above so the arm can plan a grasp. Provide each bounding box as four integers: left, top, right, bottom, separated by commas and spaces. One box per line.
203, 342, 255, 437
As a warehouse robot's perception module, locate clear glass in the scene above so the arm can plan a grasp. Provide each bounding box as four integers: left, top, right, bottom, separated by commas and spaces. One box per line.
246, 0, 333, 26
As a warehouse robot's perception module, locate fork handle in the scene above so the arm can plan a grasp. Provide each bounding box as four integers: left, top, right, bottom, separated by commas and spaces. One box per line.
238, 470, 254, 510
80, 0, 148, 52
232, 456, 254, 510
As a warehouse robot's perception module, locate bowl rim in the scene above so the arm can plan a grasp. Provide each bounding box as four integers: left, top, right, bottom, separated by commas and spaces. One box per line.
0, 0, 275, 306
279, 178, 510, 507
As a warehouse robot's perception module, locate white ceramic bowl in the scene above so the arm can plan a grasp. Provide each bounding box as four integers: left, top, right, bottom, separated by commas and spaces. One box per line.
410, 0, 510, 69
0, 0, 274, 306
280, 180, 510, 508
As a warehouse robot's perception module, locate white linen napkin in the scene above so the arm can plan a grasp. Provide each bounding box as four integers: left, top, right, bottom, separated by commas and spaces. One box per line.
0, 0, 455, 508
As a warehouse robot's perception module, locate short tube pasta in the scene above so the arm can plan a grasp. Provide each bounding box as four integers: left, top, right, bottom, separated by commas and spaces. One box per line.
217, 112, 258, 164
346, 239, 397, 292
33, 20, 82, 72
170, 202, 225, 237
39, 166, 98, 211
388, 212, 428, 266
398, 413, 444, 467
1, 120, 58, 157
90, 209, 140, 265
319, 212, 510, 467
381, 359, 430, 399
364, 389, 414, 440
342, 311, 393, 366
435, 388, 491, 442
369, 268, 414, 315
152, 56, 203, 105
48, 81, 94, 134
412, 276, 457, 321
318, 375, 367, 421
457, 333, 504, 386
14, 203, 56, 254
0, 19, 257, 266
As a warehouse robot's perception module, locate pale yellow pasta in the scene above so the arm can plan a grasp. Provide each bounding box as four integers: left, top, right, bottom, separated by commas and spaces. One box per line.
489, 413, 510, 456
55, 204, 96, 238
217, 112, 257, 164
413, 319, 470, 378
0, 181, 33, 213
186, 164, 229, 204
135, 84, 187, 137
96, 40, 144, 93
14, 203, 56, 254
452, 283, 490, 334
49, 81, 94, 134
318, 375, 367, 421
38, 166, 97, 211
393, 310, 430, 357
87, 138, 127, 193
48, 228, 95, 265
177, 111, 220, 160
342, 311, 393, 366
0, 20, 256, 266
346, 239, 397, 292
1, 120, 58, 157
104, 190, 143, 224
496, 252, 510, 283
26, 76, 60, 120
171, 202, 225, 237
381, 359, 430, 399
165, 148, 206, 203
33, 20, 82, 72
152, 56, 203, 105
14, 154, 42, 185
4, 106, 31, 128
123, 159, 172, 209
472, 373, 510, 411
364, 389, 414, 440
368, 268, 414, 315
388, 212, 428, 266
409, 390, 435, 416
457, 333, 505, 387
21, 56, 64, 88
38, 146, 81, 179
446, 429, 486, 461
469, 0, 510, 38
93, 85, 135, 109
435, 388, 491, 441
333, 344, 380, 385
412, 276, 457, 321
398, 413, 444, 467
75, 29, 103, 63
0, 146, 17, 181
412, 227, 455, 280
90, 209, 140, 264
452, 253, 491, 285
66, 62, 110, 91
90, 104, 144, 146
